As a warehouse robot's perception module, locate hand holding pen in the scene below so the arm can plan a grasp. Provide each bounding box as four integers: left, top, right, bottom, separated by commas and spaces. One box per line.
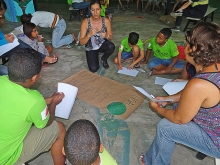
150, 94, 164, 108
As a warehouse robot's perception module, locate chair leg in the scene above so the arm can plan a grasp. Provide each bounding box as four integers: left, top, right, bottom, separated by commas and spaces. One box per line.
69, 11, 73, 22
2, 57, 9, 65
183, 20, 191, 32
196, 152, 207, 160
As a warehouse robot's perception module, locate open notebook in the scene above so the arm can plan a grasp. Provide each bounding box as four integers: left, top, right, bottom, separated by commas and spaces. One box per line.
55, 83, 78, 119
0, 33, 19, 56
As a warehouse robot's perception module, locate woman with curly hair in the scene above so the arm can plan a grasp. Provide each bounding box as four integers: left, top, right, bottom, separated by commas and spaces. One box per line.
140, 21, 220, 165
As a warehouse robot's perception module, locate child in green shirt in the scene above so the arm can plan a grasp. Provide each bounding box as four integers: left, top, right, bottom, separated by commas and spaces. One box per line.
141, 28, 184, 76
114, 32, 145, 70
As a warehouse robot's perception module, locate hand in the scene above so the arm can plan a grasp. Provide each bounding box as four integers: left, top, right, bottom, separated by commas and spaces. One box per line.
127, 63, 135, 70
51, 92, 65, 105
118, 64, 122, 70
172, 78, 187, 82
149, 100, 160, 112
153, 96, 170, 107
87, 28, 97, 38
165, 65, 173, 73
101, 32, 107, 38
37, 36, 43, 42
4, 34, 14, 43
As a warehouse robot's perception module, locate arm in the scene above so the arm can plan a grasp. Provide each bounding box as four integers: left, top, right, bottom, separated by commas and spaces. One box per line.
45, 92, 64, 127
80, 19, 90, 45
80, 19, 97, 45
172, 0, 180, 12
150, 79, 208, 124
166, 56, 179, 73
101, 18, 113, 40
143, 49, 152, 63
176, 0, 192, 11
128, 48, 145, 69
117, 51, 123, 69
0, 33, 14, 45
37, 41, 49, 56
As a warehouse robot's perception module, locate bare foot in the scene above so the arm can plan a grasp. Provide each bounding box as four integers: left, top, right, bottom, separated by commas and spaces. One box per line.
72, 33, 78, 42
140, 60, 147, 64
43, 54, 58, 64
121, 57, 133, 63
139, 155, 146, 165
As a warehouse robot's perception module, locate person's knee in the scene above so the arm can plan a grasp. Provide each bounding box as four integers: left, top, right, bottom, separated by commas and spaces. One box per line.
148, 61, 155, 69
114, 57, 119, 64
52, 42, 59, 48
89, 66, 99, 72
108, 43, 115, 53
157, 119, 171, 135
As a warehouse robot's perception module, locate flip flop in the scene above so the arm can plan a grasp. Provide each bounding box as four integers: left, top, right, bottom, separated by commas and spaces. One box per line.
43, 54, 59, 64
148, 69, 154, 76
134, 63, 140, 68
139, 155, 145, 165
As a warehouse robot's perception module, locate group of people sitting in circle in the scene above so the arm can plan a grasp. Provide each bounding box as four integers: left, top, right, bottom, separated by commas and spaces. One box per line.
1, 0, 220, 165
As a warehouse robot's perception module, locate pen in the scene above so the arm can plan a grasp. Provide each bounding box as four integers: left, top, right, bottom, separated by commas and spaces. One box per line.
150, 94, 164, 108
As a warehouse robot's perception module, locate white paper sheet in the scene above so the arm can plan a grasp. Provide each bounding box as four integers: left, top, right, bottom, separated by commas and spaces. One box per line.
55, 83, 78, 119
0, 34, 19, 56
133, 86, 173, 102
155, 77, 173, 86
118, 67, 139, 77
162, 81, 188, 95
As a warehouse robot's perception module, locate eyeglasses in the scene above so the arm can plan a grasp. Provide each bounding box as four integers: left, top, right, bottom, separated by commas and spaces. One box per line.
32, 29, 38, 33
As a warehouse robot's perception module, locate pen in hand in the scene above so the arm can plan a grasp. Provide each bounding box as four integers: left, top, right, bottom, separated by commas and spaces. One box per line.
150, 94, 164, 108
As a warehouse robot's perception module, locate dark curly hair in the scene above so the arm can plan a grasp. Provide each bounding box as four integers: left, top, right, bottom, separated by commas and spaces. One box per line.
185, 22, 220, 67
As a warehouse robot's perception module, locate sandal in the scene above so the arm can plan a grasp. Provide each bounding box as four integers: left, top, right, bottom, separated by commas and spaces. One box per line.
148, 69, 154, 77
134, 63, 140, 68
139, 155, 145, 165
43, 54, 58, 64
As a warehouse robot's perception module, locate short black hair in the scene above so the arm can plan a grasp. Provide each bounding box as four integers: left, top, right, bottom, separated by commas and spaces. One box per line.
90, 0, 101, 9
20, 14, 32, 25
23, 22, 36, 38
64, 119, 100, 165
8, 48, 42, 82
128, 32, 139, 45
185, 22, 220, 67
160, 28, 172, 39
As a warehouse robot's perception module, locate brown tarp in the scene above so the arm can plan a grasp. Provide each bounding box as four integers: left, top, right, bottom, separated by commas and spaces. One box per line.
61, 70, 146, 119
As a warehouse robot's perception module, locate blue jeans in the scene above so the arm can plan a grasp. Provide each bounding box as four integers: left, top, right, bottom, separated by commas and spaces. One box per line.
121, 51, 132, 61
72, 2, 91, 16
52, 19, 74, 48
144, 116, 220, 164
0, 65, 8, 75
149, 57, 184, 70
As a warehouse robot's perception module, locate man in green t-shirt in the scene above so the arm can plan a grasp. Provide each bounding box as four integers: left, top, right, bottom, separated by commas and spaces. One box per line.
114, 32, 144, 70
141, 28, 184, 76
0, 48, 66, 165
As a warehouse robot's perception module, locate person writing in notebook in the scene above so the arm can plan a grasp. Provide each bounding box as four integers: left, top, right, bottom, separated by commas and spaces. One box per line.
0, 48, 66, 165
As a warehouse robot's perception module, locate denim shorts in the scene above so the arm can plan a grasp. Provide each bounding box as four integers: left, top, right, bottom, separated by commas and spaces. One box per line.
121, 51, 133, 61
149, 57, 184, 70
